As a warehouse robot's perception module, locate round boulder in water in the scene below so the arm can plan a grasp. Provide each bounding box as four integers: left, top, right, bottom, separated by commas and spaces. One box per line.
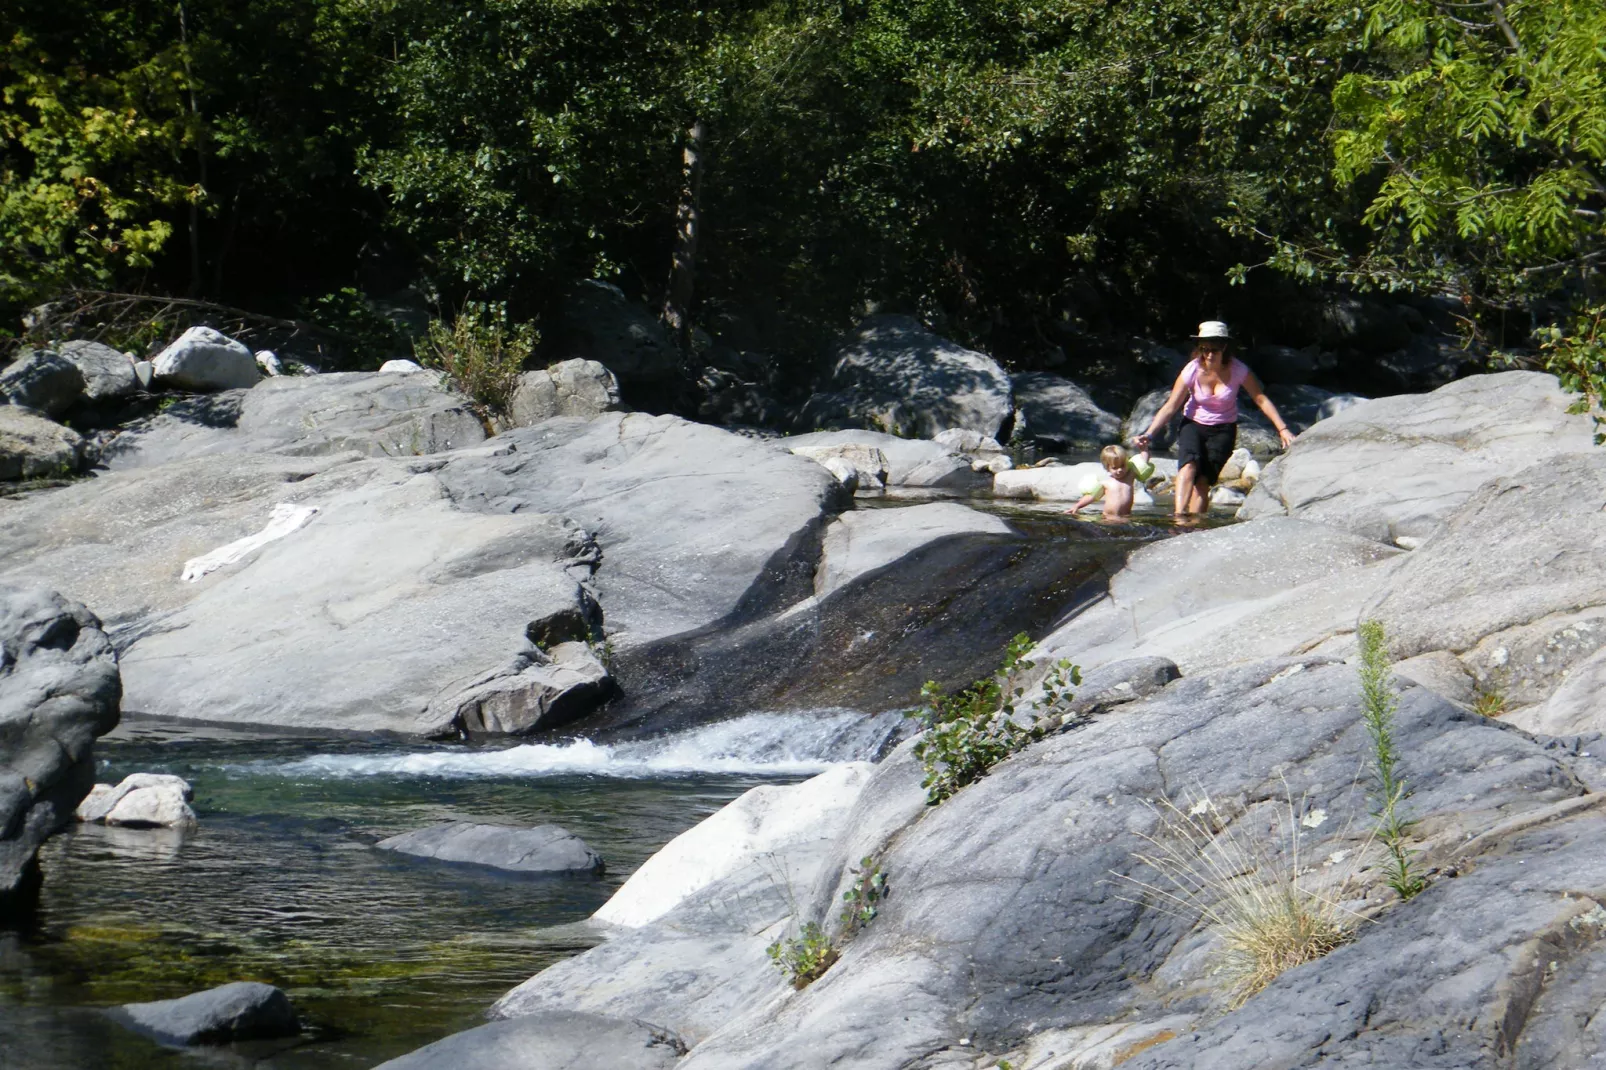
111, 981, 298, 1046
376, 822, 603, 875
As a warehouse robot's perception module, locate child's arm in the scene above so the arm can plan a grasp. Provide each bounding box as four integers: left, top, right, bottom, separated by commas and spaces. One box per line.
1065, 493, 1097, 514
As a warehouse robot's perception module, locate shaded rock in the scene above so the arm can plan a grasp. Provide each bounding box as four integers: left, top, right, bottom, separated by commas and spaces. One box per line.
112, 981, 297, 1046
0, 407, 91, 480
75, 773, 195, 828
784, 429, 986, 489
695, 366, 779, 428
58, 340, 138, 402
814, 503, 1011, 598
1263, 383, 1368, 428
1122, 388, 1178, 453
1239, 372, 1594, 543
0, 350, 85, 417
1319, 294, 1418, 353
798, 315, 1013, 440
1249, 343, 1327, 385
377, 822, 603, 874
152, 326, 260, 392
556, 280, 682, 397
1372, 333, 1483, 392
507, 359, 623, 428
426, 640, 614, 736
0, 586, 120, 907
1394, 649, 1477, 708
1011, 372, 1122, 452
376, 1011, 684, 1070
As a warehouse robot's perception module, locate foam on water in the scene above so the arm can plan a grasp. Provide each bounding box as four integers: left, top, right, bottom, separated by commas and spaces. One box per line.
250, 708, 908, 780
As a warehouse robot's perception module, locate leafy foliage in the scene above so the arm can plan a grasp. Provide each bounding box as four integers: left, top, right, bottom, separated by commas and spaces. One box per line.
414, 302, 535, 416
1358, 619, 1427, 901
766, 922, 837, 989
840, 856, 887, 934
909, 632, 1079, 805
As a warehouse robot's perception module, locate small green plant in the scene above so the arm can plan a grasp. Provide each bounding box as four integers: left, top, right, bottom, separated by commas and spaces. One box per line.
1358, 619, 1427, 901
839, 857, 887, 933
908, 633, 1080, 805
302, 287, 405, 368
414, 301, 535, 416
1123, 791, 1356, 1007
766, 922, 837, 989
1471, 684, 1507, 718
1531, 305, 1606, 445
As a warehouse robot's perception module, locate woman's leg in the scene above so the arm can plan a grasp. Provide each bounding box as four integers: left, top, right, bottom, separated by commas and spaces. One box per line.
1175, 462, 1199, 517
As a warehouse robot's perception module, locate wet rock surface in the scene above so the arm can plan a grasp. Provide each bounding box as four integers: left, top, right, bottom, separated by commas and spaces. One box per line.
376, 822, 604, 874
375, 1010, 684, 1070
0, 586, 120, 908
111, 981, 298, 1046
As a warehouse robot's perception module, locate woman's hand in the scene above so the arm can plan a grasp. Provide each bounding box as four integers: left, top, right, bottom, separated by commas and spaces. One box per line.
1133, 432, 1152, 449
1277, 427, 1295, 449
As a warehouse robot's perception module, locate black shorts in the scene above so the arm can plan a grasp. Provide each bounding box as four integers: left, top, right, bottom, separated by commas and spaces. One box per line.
1175, 420, 1238, 484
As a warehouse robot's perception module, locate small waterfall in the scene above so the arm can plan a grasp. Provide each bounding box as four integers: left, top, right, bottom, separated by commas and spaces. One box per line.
252, 708, 910, 780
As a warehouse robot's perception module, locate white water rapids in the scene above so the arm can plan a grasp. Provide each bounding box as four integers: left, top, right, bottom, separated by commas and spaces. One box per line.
250, 708, 910, 780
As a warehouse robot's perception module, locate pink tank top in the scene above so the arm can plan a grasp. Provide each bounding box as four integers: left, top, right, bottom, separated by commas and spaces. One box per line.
1181, 358, 1249, 426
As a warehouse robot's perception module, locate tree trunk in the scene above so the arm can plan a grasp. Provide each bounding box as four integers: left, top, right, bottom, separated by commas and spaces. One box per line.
661, 119, 705, 349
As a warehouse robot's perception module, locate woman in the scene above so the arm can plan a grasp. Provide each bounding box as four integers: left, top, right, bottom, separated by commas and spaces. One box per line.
1134, 321, 1295, 518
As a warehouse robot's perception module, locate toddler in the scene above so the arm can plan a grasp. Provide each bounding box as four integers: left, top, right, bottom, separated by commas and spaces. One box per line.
1067, 444, 1154, 520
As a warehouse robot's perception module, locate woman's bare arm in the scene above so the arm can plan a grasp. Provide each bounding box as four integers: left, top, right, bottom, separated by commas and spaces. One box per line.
1242, 370, 1295, 448
1136, 372, 1191, 447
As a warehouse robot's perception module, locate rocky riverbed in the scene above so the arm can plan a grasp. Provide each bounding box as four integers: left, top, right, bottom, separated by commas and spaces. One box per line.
4, 320, 1605, 1070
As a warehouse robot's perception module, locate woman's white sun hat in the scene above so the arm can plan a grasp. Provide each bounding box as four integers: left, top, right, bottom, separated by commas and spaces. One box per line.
1192, 320, 1231, 341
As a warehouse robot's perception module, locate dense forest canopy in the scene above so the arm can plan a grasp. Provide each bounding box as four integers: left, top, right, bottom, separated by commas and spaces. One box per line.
2, 0, 1601, 393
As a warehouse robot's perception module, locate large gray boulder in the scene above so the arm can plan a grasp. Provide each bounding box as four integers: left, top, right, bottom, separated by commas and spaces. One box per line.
151, 326, 261, 391
783, 429, 988, 490
1362, 452, 1606, 711
798, 315, 1013, 440
376, 822, 603, 874
0, 407, 91, 480
376, 1011, 684, 1070
507, 359, 622, 428
0, 350, 85, 416
112, 981, 297, 1046
1239, 371, 1594, 544
494, 657, 1601, 1070
1011, 372, 1122, 452
58, 340, 138, 402
0, 587, 120, 907
0, 413, 840, 733
101, 372, 486, 469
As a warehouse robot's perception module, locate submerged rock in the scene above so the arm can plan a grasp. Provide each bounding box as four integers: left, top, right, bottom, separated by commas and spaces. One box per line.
75, 773, 195, 828
376, 1010, 684, 1070
376, 822, 603, 874
0, 586, 121, 908
112, 981, 298, 1046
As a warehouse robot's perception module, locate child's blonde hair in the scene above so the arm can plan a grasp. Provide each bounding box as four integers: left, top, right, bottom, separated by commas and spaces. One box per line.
1100, 444, 1129, 471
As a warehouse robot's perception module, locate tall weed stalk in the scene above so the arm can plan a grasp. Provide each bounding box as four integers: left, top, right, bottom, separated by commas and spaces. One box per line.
1358, 619, 1427, 900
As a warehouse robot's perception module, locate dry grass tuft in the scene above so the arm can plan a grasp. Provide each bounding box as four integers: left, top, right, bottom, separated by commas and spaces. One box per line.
1122, 791, 1359, 1007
